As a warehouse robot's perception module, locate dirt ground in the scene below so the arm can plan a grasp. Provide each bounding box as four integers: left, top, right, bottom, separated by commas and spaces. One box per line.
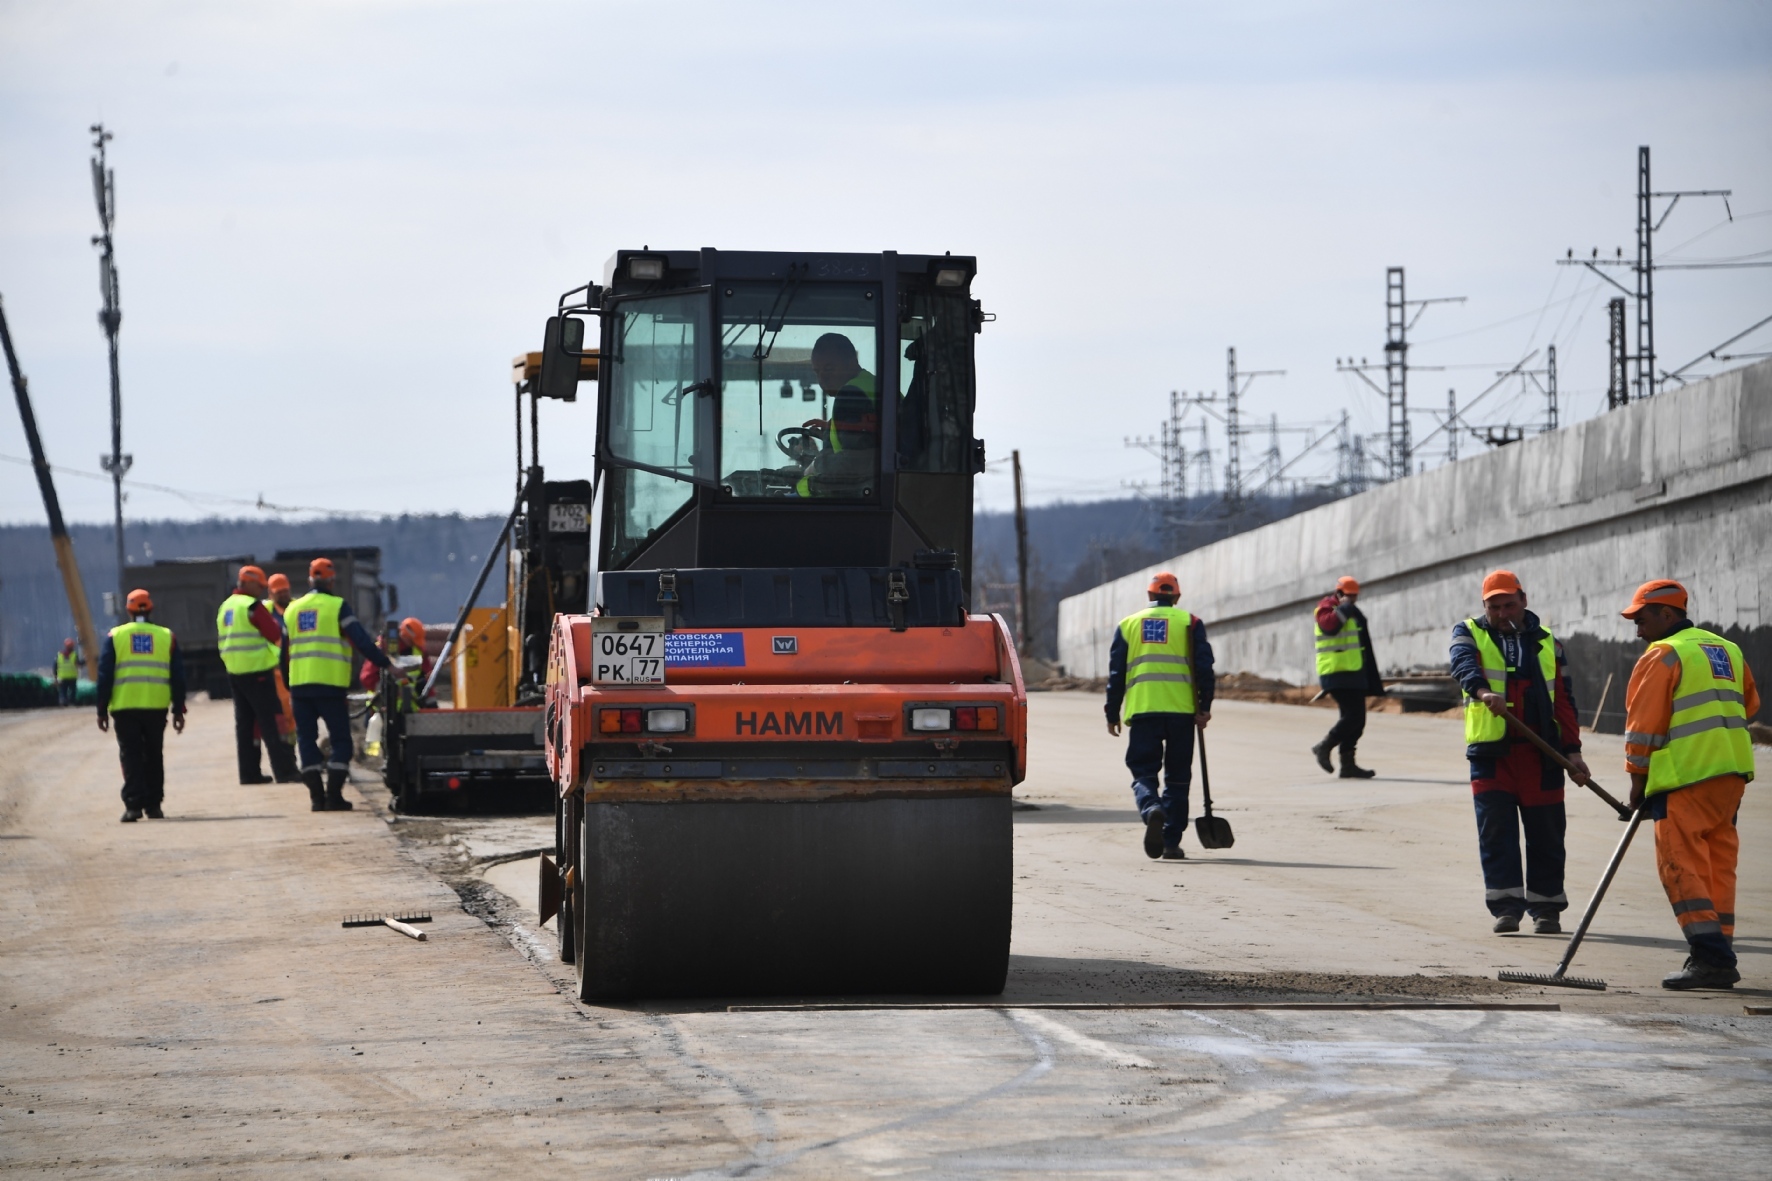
2, 694, 1768, 1177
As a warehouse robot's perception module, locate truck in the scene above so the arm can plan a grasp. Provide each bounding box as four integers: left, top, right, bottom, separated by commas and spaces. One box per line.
540, 248, 1025, 999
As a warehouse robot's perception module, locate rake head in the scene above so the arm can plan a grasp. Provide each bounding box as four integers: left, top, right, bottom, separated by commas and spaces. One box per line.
1497, 969, 1607, 991
341, 912, 433, 928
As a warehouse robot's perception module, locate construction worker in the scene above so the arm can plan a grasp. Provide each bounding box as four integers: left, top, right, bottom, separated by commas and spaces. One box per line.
262, 572, 298, 749
361, 617, 434, 712
96, 589, 186, 822
286, 557, 392, 811
1449, 569, 1592, 934
796, 332, 877, 497
1105, 571, 1215, 860
1309, 575, 1384, 778
1620, 579, 1759, 990
54, 638, 80, 706
216, 565, 300, 785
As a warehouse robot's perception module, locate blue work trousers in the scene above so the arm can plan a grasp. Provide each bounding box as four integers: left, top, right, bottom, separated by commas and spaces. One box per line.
1473, 790, 1567, 918
292, 693, 353, 772
1126, 713, 1195, 845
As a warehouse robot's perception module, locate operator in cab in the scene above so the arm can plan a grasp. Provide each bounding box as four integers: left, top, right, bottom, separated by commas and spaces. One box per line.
795, 332, 878, 497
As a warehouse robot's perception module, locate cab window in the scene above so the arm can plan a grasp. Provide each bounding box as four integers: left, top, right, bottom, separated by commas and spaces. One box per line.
897, 288, 974, 473
604, 293, 709, 482
717, 283, 879, 500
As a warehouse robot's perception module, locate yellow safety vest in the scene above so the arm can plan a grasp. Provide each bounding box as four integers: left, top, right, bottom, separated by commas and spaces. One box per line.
1642, 627, 1756, 798
1314, 612, 1364, 677
55, 650, 79, 681
286, 591, 352, 689
1119, 605, 1197, 718
108, 621, 173, 712
1462, 620, 1557, 745
797, 370, 878, 497
216, 593, 280, 675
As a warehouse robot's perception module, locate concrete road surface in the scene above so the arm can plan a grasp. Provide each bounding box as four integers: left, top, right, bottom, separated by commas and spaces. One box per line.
3, 694, 1768, 1178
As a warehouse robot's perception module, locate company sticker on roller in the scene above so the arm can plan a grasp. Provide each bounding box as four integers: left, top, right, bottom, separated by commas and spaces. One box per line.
665, 632, 746, 668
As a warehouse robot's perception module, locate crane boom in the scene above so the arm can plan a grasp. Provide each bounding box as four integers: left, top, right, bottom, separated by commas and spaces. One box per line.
1, 293, 101, 680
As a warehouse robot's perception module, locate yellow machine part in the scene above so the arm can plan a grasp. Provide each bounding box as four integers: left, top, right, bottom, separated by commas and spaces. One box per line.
452, 606, 515, 709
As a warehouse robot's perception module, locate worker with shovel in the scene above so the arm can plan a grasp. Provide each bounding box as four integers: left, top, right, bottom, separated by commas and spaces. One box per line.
1106, 571, 1214, 861
1619, 580, 1759, 990
1450, 570, 1592, 935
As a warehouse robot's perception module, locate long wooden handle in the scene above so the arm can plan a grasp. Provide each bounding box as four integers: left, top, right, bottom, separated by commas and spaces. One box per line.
1497, 706, 1630, 819
382, 917, 427, 941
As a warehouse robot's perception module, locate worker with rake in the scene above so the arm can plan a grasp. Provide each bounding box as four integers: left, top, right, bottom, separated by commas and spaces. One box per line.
1450, 569, 1592, 935
1106, 571, 1215, 861
1620, 579, 1759, 990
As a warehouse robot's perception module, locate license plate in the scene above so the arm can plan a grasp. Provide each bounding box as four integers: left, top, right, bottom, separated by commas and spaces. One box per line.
591, 617, 665, 685
548, 502, 589, 533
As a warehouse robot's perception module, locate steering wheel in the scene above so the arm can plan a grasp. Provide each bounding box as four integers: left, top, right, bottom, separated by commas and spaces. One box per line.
776, 424, 825, 466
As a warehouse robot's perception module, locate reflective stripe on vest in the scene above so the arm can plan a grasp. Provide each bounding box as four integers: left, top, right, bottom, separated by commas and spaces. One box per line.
286, 592, 352, 688
1462, 620, 1557, 745
54, 651, 79, 681
1119, 606, 1196, 718
108, 621, 173, 711
1313, 612, 1364, 677
1645, 627, 1755, 797
216, 593, 280, 675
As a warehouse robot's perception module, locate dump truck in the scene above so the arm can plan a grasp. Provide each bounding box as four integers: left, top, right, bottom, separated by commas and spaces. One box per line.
540, 248, 1024, 1000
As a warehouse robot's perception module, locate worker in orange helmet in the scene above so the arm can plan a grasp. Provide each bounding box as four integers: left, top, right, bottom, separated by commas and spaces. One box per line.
284, 557, 392, 811
261, 573, 298, 747
54, 637, 81, 706
216, 564, 300, 785
96, 589, 187, 822
1620, 579, 1759, 990
362, 616, 434, 712
1310, 575, 1386, 778
1105, 570, 1214, 860
264, 572, 294, 619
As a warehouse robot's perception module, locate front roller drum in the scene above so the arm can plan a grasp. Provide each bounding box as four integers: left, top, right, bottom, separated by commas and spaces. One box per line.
576, 795, 1011, 1000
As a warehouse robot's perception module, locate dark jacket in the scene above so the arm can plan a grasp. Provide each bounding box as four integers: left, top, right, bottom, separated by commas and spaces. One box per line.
1314, 595, 1384, 695
95, 622, 187, 719
1449, 609, 1582, 764
1104, 612, 1215, 726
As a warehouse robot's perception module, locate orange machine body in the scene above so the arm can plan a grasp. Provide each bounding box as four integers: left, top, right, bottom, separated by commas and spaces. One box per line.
547, 613, 1028, 803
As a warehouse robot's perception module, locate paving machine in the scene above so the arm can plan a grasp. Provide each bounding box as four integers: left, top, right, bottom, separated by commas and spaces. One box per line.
540, 248, 1024, 1000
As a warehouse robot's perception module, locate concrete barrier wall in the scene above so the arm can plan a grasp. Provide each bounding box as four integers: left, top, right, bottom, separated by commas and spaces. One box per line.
1057, 359, 1772, 728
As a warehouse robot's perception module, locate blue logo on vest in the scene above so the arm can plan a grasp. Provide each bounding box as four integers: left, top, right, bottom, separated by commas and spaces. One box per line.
298, 610, 319, 633
1141, 618, 1169, 644
1701, 644, 1734, 681
131, 633, 154, 654
223, 608, 235, 626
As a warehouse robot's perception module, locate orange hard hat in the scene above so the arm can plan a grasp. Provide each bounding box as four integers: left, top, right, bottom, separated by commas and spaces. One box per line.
308, 557, 336, 580
1336, 575, 1361, 595
125, 588, 153, 614
1481, 569, 1524, 601
238, 564, 267, 588
267, 573, 291, 592
398, 617, 426, 649
1147, 571, 1180, 598
1621, 579, 1688, 619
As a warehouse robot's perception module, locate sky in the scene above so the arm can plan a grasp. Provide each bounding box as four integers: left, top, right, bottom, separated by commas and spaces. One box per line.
2, 0, 1769, 538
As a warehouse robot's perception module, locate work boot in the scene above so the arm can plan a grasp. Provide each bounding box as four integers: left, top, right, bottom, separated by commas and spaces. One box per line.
240, 773, 272, 785
1339, 756, 1376, 779
302, 770, 327, 812
120, 807, 142, 823
273, 772, 303, 784
1492, 913, 1521, 934
1142, 809, 1166, 860
324, 768, 353, 812
1311, 741, 1334, 774
1532, 914, 1561, 935
1161, 843, 1186, 860
145, 804, 164, 820
1661, 956, 1740, 990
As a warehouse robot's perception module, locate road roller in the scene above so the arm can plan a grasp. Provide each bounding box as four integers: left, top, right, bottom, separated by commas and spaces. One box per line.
536, 248, 1024, 1000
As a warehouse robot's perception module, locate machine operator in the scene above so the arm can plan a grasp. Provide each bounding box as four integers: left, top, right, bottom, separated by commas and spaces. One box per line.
796, 332, 878, 497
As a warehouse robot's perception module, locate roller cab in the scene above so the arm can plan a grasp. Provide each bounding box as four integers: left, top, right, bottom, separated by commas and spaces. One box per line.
540, 249, 1019, 1000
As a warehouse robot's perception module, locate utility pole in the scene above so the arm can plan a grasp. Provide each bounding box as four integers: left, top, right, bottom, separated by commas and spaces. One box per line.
1606, 298, 1628, 410
91, 124, 130, 614
1011, 449, 1030, 657
1545, 344, 1558, 431
1223, 347, 1283, 511
1337, 269, 1463, 482
1560, 145, 1734, 401
3, 295, 102, 678
1446, 390, 1458, 463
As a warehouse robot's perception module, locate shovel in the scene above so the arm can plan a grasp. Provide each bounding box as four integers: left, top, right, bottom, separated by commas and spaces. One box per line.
1193, 730, 1234, 849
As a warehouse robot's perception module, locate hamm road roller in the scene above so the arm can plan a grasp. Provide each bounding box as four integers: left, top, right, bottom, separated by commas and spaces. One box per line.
538, 248, 1025, 1000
